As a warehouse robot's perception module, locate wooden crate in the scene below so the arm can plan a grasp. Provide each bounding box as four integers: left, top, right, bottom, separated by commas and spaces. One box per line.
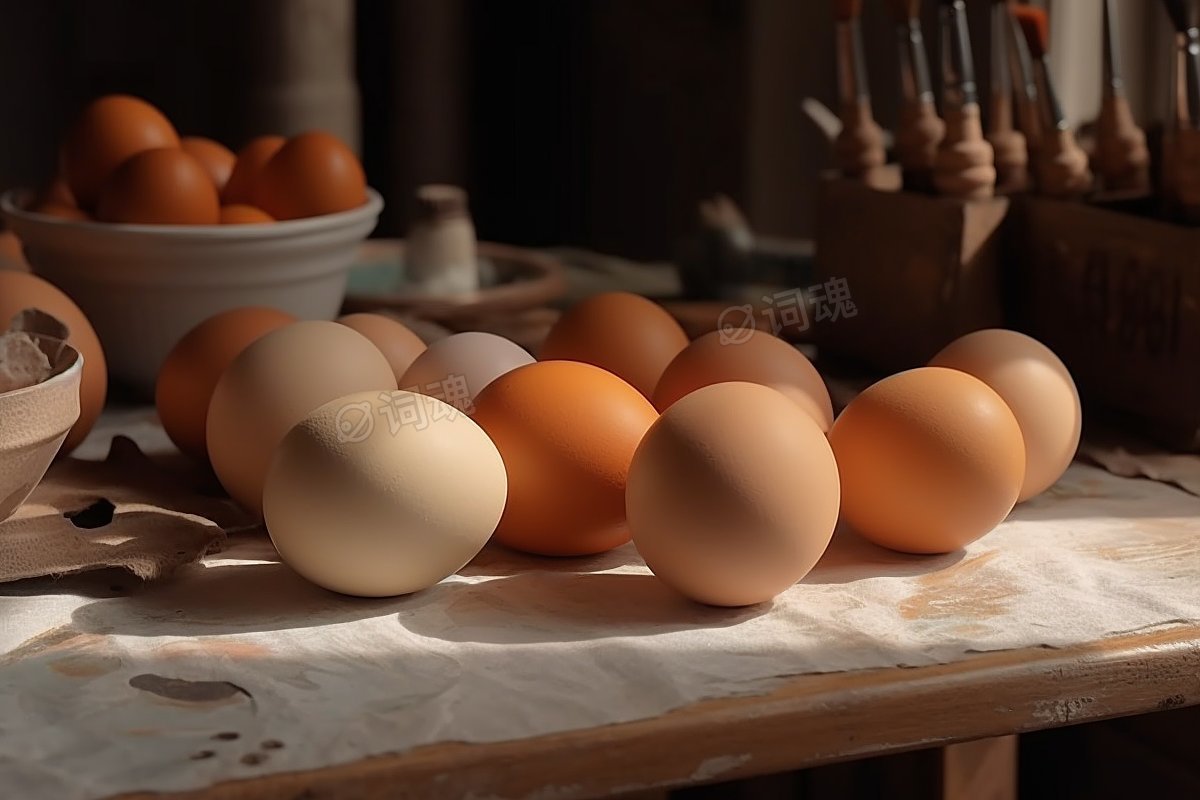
813, 175, 1009, 372
1013, 196, 1200, 450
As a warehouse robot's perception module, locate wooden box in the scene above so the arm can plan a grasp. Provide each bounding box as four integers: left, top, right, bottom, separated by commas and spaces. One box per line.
812, 176, 1009, 372
1013, 196, 1200, 449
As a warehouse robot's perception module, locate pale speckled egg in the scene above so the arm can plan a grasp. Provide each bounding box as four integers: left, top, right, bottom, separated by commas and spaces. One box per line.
399, 331, 533, 411
929, 329, 1081, 502
627, 381, 840, 607
539, 292, 689, 399
828, 367, 1025, 554
653, 329, 834, 431
337, 313, 427, 384
206, 321, 397, 517
264, 390, 507, 597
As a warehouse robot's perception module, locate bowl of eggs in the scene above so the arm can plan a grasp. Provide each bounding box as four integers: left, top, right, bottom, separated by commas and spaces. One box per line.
0, 95, 383, 391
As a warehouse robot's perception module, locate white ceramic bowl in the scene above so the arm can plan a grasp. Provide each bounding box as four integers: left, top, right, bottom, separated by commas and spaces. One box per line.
0, 189, 383, 392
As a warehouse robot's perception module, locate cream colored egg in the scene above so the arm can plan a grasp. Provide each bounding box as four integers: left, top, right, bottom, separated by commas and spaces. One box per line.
929, 329, 1081, 502
399, 331, 533, 411
264, 390, 507, 597
627, 381, 841, 607
206, 321, 397, 517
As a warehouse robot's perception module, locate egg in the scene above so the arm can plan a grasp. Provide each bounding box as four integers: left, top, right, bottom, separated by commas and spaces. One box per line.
96, 148, 220, 225
0, 272, 107, 453
472, 360, 658, 556
399, 331, 533, 412
337, 313, 427, 383
31, 201, 89, 221
539, 292, 689, 399
653, 329, 834, 431
628, 382, 840, 607
219, 204, 274, 224
156, 306, 297, 463
61, 94, 180, 209
929, 329, 1081, 502
0, 231, 26, 271
181, 136, 236, 191
40, 178, 76, 208
829, 367, 1025, 554
206, 321, 397, 517
251, 131, 367, 220
222, 135, 285, 205
264, 390, 507, 597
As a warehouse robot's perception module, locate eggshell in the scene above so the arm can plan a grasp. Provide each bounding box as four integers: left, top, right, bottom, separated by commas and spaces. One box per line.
929, 329, 1081, 502
653, 329, 834, 430
222, 135, 285, 205
399, 331, 533, 412
181, 136, 236, 191
628, 382, 840, 607
0, 272, 106, 453
61, 94, 180, 209
472, 360, 658, 556
264, 390, 507, 597
155, 306, 297, 463
252, 131, 367, 220
539, 291, 689, 399
206, 321, 397, 517
96, 148, 221, 225
219, 204, 274, 224
337, 313, 427, 383
829, 367, 1025, 554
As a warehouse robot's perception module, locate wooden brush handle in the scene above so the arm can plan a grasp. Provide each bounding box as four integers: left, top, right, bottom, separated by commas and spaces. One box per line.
988, 92, 1028, 193
1095, 94, 1150, 193
1164, 128, 1200, 221
933, 105, 997, 200
834, 97, 887, 178
1034, 129, 1094, 199
895, 98, 945, 190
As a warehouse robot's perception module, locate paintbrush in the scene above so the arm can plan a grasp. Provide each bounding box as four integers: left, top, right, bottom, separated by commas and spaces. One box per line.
1014, 5, 1092, 198
885, 0, 944, 192
988, 0, 1028, 192
1005, 1, 1042, 154
832, 0, 888, 184
1094, 0, 1149, 193
1161, 2, 1200, 220
932, 0, 996, 200
1162, 1, 1200, 128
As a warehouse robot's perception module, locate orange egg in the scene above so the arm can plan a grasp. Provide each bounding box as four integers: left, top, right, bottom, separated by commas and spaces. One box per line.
221, 135, 285, 205
336, 313, 426, 382
31, 201, 89, 221
96, 148, 220, 225
653, 329, 834, 431
61, 94, 180, 209
252, 131, 367, 220
219, 204, 274, 224
156, 307, 297, 463
181, 136, 236, 191
0, 272, 107, 453
539, 292, 689, 399
471, 360, 658, 556
829, 367, 1025, 555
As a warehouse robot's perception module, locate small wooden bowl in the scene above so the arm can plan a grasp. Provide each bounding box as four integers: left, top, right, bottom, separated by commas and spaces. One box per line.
341, 240, 568, 322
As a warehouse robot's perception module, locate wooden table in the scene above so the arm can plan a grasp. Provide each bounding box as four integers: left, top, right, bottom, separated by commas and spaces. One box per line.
126, 624, 1200, 800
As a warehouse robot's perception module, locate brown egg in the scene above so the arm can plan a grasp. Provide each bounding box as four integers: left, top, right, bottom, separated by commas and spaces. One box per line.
336, 313, 427, 383
221, 135, 285, 205
181, 136, 236, 191
929, 329, 1081, 502
471, 360, 658, 556
206, 321, 397, 517
628, 382, 840, 607
539, 292, 689, 399
40, 178, 76, 208
31, 201, 90, 221
0, 272, 107, 453
155, 306, 297, 463
829, 367, 1025, 554
96, 148, 220, 225
0, 231, 27, 271
653, 329, 834, 431
219, 204, 274, 224
252, 131, 367, 220
61, 94, 180, 209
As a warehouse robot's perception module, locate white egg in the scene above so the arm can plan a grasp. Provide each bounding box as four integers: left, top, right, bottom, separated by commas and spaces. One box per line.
399, 331, 533, 413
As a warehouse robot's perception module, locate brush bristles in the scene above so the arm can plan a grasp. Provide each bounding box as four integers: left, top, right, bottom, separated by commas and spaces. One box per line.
1013, 5, 1050, 59
833, 0, 863, 22
883, 0, 921, 22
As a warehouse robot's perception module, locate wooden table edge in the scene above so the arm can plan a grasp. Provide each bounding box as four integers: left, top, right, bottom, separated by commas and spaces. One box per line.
122, 624, 1200, 800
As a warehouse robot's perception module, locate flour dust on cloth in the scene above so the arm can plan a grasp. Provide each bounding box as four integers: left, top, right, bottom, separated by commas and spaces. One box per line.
2, 445, 1200, 797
